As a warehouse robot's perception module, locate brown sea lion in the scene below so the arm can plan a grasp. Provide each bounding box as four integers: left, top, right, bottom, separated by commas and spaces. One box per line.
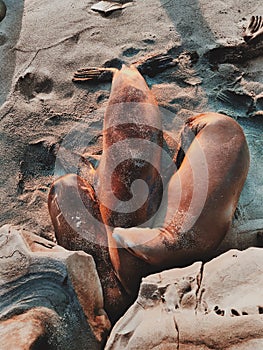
113, 112, 250, 291
96, 64, 163, 228
94, 65, 164, 293
48, 173, 133, 323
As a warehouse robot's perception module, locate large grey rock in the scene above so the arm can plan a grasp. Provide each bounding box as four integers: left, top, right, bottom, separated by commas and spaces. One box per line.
106, 248, 263, 349
0, 224, 111, 350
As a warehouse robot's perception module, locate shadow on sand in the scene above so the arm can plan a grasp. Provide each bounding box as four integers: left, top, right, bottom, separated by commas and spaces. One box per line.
0, 0, 24, 106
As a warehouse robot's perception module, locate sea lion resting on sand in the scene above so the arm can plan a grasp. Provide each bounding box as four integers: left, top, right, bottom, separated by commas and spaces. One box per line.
48, 65, 249, 299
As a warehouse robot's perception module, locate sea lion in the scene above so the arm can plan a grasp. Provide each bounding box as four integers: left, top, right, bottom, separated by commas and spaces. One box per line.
48, 65, 249, 301
95, 65, 164, 293
96, 64, 163, 228
113, 112, 250, 285
48, 173, 133, 323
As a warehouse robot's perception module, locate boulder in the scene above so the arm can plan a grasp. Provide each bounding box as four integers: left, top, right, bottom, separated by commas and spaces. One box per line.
0, 224, 111, 350
106, 248, 263, 349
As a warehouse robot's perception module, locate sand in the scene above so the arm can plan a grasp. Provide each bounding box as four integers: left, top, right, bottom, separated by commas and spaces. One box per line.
0, 0, 262, 241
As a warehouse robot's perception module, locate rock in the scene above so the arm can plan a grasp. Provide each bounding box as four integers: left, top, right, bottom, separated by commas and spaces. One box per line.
0, 0, 6, 22
91, 1, 133, 15
0, 308, 61, 350
215, 218, 263, 256
0, 224, 111, 350
106, 248, 263, 349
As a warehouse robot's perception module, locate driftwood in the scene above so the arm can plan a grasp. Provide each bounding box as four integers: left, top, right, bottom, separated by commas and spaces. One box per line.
0, 224, 111, 350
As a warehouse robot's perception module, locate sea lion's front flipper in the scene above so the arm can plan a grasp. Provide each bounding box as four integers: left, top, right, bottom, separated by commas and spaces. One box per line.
133, 52, 178, 77
244, 15, 263, 43
72, 67, 118, 83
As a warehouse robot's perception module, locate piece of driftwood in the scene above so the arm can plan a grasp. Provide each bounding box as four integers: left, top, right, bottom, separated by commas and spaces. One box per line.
0, 224, 111, 350
106, 247, 263, 349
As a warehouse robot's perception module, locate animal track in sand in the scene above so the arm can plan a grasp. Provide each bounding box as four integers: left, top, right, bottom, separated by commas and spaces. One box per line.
15, 72, 53, 100
122, 47, 141, 57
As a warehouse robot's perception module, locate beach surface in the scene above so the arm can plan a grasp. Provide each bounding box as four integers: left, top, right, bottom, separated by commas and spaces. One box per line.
0, 0, 262, 241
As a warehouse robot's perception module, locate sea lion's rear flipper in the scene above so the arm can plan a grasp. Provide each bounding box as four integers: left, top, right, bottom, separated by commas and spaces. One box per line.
133, 53, 178, 77
113, 227, 170, 265
73, 52, 179, 83
72, 67, 118, 83
244, 15, 263, 43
